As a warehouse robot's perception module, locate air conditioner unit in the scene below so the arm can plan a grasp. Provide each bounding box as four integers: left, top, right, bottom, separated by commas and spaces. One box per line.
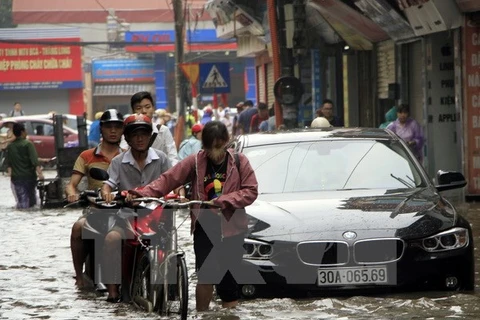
403, 0, 462, 36
234, 9, 265, 36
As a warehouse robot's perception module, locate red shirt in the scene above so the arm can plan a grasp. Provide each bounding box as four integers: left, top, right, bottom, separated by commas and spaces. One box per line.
250, 114, 268, 133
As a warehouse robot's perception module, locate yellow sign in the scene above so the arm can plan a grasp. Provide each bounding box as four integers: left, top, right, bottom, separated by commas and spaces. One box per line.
180, 63, 199, 85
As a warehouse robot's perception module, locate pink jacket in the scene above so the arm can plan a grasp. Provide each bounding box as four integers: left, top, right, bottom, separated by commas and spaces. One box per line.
132, 148, 258, 237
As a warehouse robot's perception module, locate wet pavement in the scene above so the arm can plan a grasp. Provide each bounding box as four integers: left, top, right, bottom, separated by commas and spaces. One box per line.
2, 171, 480, 319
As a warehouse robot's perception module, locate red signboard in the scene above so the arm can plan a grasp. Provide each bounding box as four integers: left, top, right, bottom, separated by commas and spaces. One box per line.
464, 17, 480, 194
0, 38, 83, 89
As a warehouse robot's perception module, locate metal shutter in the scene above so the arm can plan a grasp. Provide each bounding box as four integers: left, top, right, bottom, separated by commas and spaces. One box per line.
267, 62, 275, 106
257, 65, 266, 103
377, 40, 395, 99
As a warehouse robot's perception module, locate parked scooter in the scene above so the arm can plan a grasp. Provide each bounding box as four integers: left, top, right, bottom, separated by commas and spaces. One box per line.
66, 168, 189, 319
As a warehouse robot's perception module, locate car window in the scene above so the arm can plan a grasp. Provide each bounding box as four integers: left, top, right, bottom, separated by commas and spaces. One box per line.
243, 140, 426, 193
23, 121, 35, 135
31, 122, 54, 136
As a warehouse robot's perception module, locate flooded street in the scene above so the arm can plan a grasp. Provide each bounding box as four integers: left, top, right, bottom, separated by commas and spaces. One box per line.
2, 172, 480, 319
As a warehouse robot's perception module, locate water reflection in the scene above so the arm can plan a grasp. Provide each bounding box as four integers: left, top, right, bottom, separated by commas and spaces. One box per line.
0, 173, 480, 319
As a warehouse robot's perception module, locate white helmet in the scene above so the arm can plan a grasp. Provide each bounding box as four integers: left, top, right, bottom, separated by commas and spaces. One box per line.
311, 117, 332, 128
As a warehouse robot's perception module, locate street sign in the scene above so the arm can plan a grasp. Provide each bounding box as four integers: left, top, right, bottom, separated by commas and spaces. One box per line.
180, 63, 200, 85
199, 62, 230, 94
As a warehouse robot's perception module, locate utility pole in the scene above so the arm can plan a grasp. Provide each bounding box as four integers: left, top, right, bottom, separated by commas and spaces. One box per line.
173, 0, 186, 147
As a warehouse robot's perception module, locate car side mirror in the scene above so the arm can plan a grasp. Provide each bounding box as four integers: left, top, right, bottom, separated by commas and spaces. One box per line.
435, 170, 467, 192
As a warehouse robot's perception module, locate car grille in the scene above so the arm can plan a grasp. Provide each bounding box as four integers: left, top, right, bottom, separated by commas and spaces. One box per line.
296, 241, 349, 266
353, 238, 404, 264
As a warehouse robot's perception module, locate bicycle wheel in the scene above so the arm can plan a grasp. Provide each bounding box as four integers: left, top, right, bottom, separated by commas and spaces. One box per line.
131, 255, 154, 313
164, 254, 188, 320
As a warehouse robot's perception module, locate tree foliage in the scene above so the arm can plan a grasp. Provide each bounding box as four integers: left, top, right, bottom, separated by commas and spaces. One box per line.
0, 0, 15, 28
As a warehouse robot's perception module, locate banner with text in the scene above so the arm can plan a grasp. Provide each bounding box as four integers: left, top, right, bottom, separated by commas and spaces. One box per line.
0, 38, 83, 90
465, 16, 480, 194
92, 59, 155, 83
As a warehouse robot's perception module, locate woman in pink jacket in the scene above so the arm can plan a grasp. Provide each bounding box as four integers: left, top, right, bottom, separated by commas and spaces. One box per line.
128, 121, 258, 311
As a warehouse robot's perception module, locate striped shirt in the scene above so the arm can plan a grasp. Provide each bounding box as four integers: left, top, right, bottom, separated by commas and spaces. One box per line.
72, 144, 123, 189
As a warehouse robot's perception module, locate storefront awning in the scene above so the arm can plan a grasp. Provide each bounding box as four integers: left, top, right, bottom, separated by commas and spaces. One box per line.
309, 0, 389, 50
93, 84, 155, 96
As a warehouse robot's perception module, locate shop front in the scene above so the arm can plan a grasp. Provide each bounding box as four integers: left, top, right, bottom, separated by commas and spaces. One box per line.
0, 28, 83, 115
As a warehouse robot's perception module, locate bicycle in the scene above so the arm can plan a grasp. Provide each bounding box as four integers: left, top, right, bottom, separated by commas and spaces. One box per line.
128, 197, 205, 319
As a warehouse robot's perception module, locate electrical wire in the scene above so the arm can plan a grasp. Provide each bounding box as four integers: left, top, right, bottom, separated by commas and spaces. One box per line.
94, 0, 125, 25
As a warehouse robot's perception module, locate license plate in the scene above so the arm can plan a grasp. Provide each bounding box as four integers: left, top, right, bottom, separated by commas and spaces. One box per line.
317, 266, 387, 286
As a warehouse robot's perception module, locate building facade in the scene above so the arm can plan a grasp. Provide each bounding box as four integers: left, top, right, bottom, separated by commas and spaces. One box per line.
9, 0, 247, 118
206, 0, 480, 197
0, 28, 84, 115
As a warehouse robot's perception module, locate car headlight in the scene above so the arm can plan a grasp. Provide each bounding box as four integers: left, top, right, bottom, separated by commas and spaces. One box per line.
415, 227, 469, 252
243, 238, 273, 260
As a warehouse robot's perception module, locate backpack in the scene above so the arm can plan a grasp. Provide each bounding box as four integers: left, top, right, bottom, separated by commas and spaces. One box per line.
9, 110, 24, 117
148, 124, 163, 148
178, 139, 190, 153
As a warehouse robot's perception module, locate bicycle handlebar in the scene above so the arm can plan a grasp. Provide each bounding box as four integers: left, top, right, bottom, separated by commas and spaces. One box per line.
64, 191, 220, 210
133, 198, 220, 209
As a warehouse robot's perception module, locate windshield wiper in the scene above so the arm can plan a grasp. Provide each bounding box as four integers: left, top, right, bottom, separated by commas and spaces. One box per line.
390, 173, 414, 188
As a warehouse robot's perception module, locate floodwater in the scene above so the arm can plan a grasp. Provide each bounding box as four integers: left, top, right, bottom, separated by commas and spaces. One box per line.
2, 171, 480, 319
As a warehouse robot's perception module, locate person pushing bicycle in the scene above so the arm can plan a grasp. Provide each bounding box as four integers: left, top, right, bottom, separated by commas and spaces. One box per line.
127, 121, 258, 311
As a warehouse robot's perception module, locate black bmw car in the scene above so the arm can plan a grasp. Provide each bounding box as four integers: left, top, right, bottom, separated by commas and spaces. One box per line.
232, 128, 474, 298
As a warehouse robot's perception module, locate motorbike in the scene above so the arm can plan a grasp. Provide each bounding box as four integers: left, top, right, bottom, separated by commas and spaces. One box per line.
67, 168, 195, 319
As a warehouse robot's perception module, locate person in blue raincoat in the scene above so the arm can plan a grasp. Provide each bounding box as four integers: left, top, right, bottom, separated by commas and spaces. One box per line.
379, 106, 397, 129
178, 123, 203, 160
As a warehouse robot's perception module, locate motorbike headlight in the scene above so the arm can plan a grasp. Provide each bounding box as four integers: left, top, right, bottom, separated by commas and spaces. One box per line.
416, 227, 469, 252
243, 238, 273, 260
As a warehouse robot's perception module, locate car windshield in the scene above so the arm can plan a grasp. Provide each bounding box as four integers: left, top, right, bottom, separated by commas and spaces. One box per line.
243, 139, 426, 193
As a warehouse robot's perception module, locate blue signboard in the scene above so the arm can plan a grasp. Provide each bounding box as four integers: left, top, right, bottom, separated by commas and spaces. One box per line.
199, 62, 231, 94
126, 29, 233, 44
125, 30, 175, 43
0, 81, 83, 90
186, 29, 235, 43
92, 59, 155, 82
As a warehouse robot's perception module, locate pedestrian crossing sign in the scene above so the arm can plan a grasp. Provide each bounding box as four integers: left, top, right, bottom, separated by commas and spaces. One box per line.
199, 62, 230, 94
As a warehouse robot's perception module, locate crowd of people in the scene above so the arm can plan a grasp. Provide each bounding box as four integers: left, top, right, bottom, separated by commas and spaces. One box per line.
62, 91, 258, 310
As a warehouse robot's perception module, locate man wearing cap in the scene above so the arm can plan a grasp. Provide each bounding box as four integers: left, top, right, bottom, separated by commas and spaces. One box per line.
66, 109, 125, 289
178, 123, 203, 160
201, 106, 213, 125
101, 113, 172, 302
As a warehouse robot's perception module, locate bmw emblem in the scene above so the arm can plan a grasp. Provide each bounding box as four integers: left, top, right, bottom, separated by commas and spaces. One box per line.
343, 231, 357, 240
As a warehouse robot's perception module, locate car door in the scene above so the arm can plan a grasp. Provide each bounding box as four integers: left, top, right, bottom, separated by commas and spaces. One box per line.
28, 121, 55, 159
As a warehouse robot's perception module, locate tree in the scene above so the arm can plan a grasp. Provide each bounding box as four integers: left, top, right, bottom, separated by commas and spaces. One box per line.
0, 0, 16, 28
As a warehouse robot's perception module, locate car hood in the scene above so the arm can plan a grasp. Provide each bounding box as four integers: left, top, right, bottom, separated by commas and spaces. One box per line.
246, 188, 456, 242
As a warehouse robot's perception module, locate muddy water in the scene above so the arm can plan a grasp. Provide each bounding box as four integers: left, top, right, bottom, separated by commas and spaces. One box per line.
1, 172, 480, 319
